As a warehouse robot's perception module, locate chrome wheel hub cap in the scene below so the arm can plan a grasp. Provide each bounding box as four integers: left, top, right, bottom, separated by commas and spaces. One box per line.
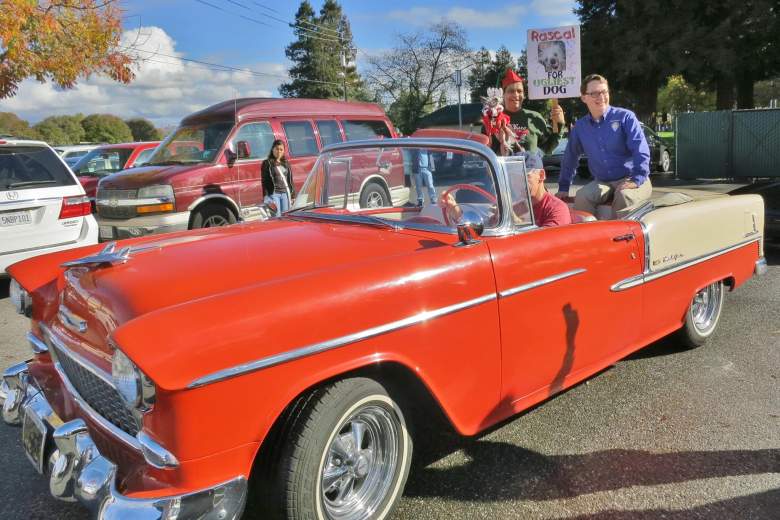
366, 192, 384, 208
321, 405, 399, 520
691, 282, 722, 333
203, 215, 228, 227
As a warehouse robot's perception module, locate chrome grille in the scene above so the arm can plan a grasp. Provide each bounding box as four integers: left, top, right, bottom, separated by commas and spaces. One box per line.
50, 341, 140, 436
97, 189, 138, 219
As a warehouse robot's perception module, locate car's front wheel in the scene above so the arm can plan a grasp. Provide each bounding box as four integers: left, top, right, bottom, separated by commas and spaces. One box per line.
674, 280, 724, 348
270, 378, 412, 520
360, 182, 391, 208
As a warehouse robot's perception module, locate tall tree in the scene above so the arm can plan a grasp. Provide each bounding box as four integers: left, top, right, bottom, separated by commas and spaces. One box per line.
0, 0, 134, 98
467, 46, 515, 102
125, 118, 162, 141
280, 0, 366, 100
33, 114, 85, 145
657, 75, 715, 115
365, 21, 471, 134
81, 114, 132, 143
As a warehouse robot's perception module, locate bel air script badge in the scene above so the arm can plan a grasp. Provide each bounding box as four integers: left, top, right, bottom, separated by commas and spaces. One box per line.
652, 253, 685, 266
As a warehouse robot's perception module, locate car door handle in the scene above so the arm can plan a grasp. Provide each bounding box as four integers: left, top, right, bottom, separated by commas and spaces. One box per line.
613, 233, 635, 242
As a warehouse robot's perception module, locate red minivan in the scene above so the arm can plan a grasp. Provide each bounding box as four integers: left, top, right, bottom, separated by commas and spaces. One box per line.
95, 98, 399, 240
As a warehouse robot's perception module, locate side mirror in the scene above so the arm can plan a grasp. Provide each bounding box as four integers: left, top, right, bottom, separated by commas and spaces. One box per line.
455, 209, 484, 246
224, 148, 237, 167
236, 140, 251, 159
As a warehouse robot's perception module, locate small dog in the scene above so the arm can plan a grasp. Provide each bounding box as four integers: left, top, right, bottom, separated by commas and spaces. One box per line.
538, 41, 567, 73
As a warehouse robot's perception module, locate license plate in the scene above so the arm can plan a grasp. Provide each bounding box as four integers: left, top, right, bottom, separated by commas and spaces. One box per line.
99, 225, 114, 239
21, 401, 47, 474
0, 210, 32, 227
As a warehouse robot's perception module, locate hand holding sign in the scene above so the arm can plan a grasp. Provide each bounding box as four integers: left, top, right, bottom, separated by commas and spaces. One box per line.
527, 25, 581, 132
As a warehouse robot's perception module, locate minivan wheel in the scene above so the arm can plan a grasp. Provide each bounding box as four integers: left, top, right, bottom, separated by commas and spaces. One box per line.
267, 378, 412, 520
191, 202, 237, 229
360, 183, 391, 208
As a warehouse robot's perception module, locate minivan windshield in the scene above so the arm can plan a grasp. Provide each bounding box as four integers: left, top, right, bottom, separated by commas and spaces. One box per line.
144, 121, 233, 166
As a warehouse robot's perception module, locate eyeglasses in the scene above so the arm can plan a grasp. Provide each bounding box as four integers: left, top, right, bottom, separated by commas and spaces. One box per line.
585, 89, 609, 99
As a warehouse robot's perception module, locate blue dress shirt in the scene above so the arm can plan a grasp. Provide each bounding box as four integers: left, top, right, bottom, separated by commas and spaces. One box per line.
559, 106, 650, 192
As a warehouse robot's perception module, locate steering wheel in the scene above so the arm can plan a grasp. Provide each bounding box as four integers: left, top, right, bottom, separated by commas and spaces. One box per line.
440, 184, 497, 226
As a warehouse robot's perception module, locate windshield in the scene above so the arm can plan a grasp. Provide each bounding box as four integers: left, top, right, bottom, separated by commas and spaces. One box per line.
292, 143, 516, 231
0, 146, 77, 190
71, 147, 133, 177
144, 121, 233, 166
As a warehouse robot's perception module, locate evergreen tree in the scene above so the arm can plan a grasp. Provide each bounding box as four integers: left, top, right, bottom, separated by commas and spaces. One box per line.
468, 46, 515, 102
81, 114, 133, 144
280, 0, 366, 100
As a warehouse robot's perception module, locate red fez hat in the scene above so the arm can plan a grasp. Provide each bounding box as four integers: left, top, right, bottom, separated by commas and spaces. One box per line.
500, 68, 524, 89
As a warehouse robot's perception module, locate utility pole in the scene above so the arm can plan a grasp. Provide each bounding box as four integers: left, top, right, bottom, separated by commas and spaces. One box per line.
340, 48, 348, 101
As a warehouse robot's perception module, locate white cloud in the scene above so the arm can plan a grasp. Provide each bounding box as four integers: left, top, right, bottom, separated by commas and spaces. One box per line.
530, 0, 577, 18
0, 26, 287, 127
388, 4, 528, 29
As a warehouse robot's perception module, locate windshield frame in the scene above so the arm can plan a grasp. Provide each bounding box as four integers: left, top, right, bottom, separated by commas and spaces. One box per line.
71, 147, 134, 177
292, 138, 530, 237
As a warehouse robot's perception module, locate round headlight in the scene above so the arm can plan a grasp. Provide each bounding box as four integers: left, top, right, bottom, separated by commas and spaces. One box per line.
112, 349, 141, 408
9, 279, 32, 317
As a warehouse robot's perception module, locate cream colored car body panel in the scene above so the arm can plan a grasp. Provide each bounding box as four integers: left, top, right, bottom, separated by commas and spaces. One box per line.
640, 194, 764, 272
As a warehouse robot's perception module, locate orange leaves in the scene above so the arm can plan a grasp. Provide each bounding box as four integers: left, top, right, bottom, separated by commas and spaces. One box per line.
0, 0, 135, 98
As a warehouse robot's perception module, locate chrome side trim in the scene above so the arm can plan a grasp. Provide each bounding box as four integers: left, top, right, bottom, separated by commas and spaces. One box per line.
137, 431, 179, 468
498, 268, 587, 299
0, 196, 63, 207
188, 292, 498, 389
611, 237, 761, 291
27, 332, 48, 354
0, 237, 81, 257
58, 305, 87, 333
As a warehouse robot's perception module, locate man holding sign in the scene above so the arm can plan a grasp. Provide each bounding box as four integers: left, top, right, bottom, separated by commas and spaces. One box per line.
484, 68, 565, 157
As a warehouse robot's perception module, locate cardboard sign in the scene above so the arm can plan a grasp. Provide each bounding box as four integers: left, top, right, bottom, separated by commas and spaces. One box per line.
526, 25, 581, 100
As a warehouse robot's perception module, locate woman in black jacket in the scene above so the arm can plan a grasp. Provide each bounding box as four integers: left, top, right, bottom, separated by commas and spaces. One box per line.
261, 139, 295, 216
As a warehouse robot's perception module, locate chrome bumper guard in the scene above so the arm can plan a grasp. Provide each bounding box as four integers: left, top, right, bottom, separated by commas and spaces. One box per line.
755, 257, 767, 276
0, 362, 247, 520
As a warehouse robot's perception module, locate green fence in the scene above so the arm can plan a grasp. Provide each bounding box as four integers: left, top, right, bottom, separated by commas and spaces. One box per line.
676, 108, 780, 179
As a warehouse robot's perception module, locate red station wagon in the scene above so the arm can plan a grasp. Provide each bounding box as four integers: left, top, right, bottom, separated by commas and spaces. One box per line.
94, 98, 399, 240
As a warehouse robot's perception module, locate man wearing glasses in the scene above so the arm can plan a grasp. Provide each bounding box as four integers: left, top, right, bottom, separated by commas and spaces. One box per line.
556, 74, 651, 218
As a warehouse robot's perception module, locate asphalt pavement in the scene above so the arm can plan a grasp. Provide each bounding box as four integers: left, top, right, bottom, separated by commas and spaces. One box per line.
0, 190, 777, 519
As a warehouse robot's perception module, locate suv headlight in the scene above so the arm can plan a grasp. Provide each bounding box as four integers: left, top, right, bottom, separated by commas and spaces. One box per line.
138, 184, 174, 200
112, 348, 155, 410
9, 279, 32, 317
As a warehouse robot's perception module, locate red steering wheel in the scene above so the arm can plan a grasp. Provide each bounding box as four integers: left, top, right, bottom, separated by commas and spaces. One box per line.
440, 184, 497, 226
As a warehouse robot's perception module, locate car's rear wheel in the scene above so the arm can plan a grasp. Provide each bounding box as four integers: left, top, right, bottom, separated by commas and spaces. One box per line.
674, 281, 724, 348
360, 182, 391, 208
269, 378, 412, 520
191, 202, 237, 228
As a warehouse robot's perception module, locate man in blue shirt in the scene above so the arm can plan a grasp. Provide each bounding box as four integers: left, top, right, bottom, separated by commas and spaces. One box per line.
556, 74, 652, 218
412, 148, 436, 205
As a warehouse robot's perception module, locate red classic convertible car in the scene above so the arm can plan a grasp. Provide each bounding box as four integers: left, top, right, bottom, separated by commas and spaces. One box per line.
1, 137, 767, 520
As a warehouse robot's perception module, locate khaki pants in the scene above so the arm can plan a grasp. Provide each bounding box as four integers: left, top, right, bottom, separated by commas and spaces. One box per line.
574, 178, 652, 219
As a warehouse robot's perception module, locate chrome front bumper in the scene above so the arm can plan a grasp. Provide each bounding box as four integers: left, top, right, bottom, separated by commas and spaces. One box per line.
0, 362, 247, 520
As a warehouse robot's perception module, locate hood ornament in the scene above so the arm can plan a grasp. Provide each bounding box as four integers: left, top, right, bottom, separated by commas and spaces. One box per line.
61, 242, 131, 269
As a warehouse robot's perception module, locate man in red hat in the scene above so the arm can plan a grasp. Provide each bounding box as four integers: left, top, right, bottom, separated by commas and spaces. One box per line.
486, 68, 566, 157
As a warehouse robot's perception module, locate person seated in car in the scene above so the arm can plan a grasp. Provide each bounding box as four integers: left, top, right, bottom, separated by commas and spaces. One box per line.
443, 151, 570, 228
522, 150, 571, 227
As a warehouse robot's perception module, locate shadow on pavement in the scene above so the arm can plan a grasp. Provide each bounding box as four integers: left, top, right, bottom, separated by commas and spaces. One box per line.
404, 441, 779, 503
561, 488, 780, 519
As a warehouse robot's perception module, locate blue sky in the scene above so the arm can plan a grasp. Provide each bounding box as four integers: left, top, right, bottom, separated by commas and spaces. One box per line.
0, 0, 578, 126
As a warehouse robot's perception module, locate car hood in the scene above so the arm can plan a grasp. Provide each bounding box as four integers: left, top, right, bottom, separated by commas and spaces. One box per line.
98, 163, 207, 190
55, 218, 463, 377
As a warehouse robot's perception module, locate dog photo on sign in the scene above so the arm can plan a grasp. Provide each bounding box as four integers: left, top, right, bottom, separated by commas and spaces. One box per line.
538, 41, 566, 73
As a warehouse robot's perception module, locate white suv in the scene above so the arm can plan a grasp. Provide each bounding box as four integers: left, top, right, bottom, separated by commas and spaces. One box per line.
0, 139, 98, 275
